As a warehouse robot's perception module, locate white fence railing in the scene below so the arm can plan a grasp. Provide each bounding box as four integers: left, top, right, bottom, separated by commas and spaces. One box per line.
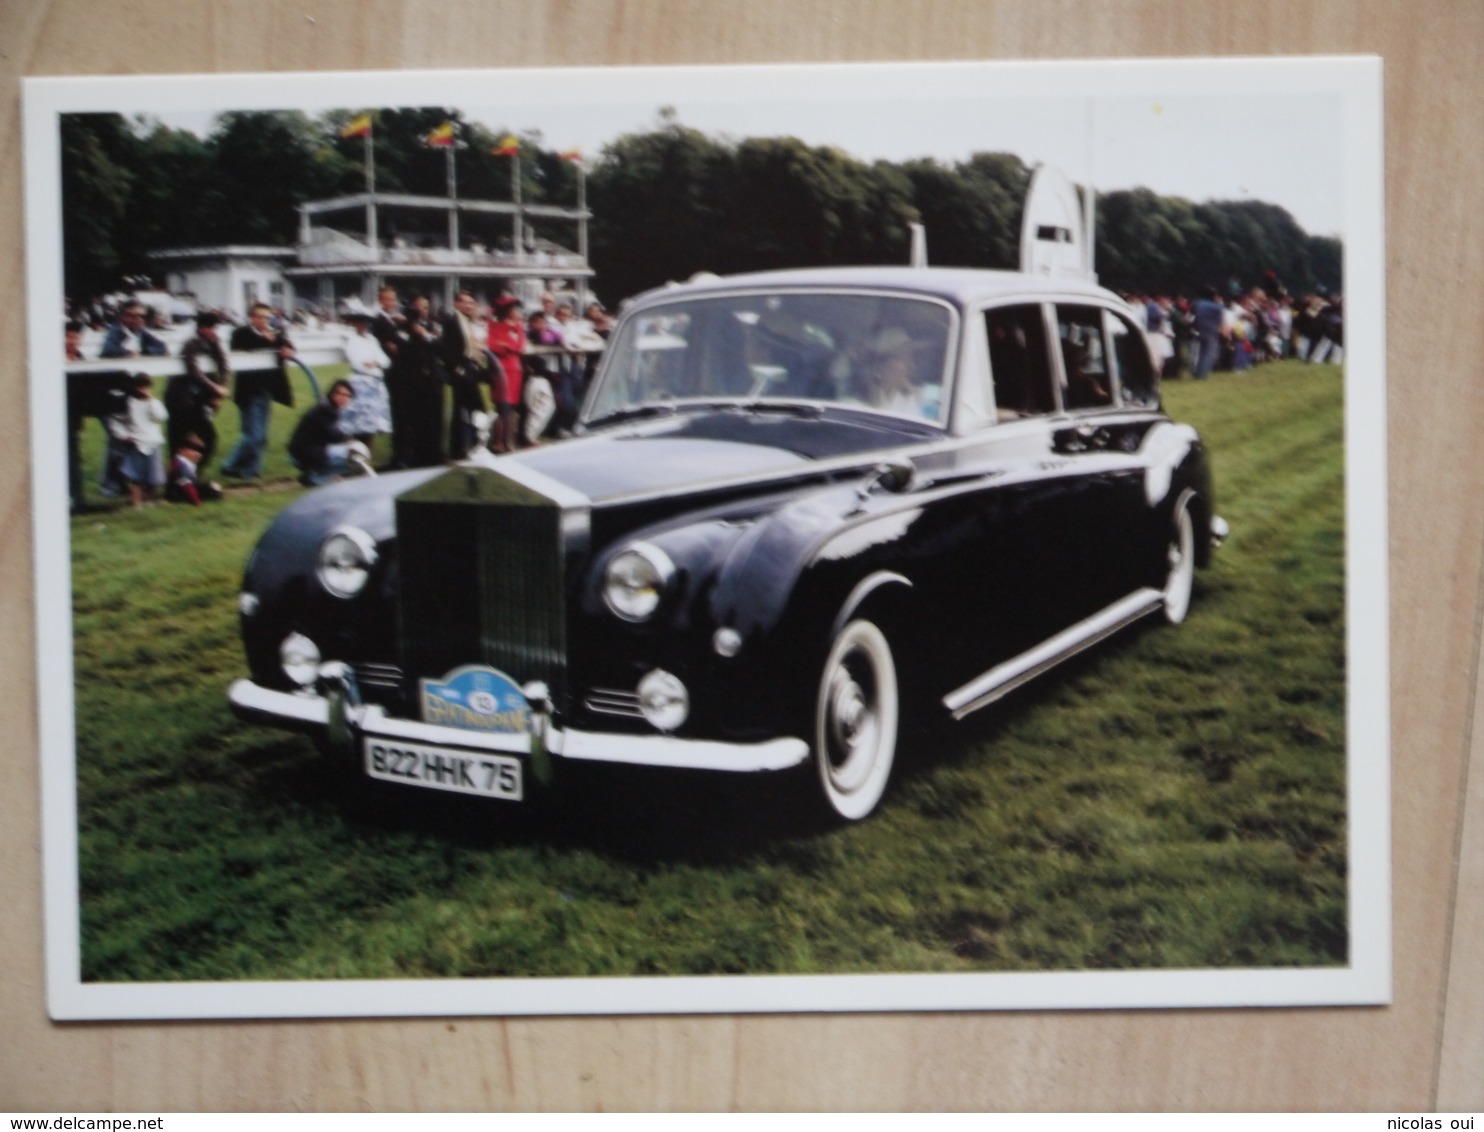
65, 340, 602, 383
65, 346, 351, 381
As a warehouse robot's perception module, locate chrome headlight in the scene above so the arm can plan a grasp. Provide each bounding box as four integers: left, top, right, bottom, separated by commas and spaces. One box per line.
280, 632, 321, 688
317, 526, 378, 598
603, 542, 675, 622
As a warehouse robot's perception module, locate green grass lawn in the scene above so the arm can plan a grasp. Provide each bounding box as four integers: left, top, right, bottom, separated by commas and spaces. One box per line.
70, 360, 1347, 980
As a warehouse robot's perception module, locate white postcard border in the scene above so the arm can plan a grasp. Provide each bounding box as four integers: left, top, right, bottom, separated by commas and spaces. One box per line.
24, 56, 1389, 1021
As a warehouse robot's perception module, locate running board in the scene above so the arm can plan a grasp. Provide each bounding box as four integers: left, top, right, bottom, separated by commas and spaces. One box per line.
943, 587, 1165, 721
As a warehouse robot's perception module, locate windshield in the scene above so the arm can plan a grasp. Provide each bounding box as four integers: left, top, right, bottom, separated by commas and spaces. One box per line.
585, 291, 956, 426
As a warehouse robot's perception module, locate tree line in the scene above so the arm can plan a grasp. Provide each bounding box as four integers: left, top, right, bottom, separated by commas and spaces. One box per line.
61, 109, 1342, 308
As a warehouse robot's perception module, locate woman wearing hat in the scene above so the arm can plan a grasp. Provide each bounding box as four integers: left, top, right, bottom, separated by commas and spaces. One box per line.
487, 295, 527, 452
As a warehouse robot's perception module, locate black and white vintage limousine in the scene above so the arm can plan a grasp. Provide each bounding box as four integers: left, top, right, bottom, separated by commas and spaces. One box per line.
228, 265, 1227, 821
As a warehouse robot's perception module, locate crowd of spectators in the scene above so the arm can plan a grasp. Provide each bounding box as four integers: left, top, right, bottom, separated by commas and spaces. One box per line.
365, 284, 611, 468
63, 286, 613, 510
64, 274, 1336, 513
1122, 280, 1344, 381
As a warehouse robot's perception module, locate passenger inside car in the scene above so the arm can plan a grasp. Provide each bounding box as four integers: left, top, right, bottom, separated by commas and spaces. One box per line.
854, 327, 928, 418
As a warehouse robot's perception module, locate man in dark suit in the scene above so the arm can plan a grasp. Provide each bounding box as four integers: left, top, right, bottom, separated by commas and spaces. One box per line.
169, 311, 232, 476
221, 302, 295, 479
372, 285, 413, 468
439, 289, 492, 459
99, 301, 168, 361
398, 294, 446, 467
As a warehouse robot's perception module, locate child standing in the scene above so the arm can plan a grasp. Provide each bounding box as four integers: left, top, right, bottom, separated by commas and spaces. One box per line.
107, 373, 168, 507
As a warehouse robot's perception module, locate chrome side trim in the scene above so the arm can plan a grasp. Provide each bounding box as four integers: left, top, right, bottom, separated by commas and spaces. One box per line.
227, 680, 809, 773
943, 587, 1164, 721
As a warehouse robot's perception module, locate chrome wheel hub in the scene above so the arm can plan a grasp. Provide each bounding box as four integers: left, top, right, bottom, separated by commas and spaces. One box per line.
829, 670, 871, 755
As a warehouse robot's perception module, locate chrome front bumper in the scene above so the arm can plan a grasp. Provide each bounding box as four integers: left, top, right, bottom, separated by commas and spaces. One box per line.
227, 677, 810, 774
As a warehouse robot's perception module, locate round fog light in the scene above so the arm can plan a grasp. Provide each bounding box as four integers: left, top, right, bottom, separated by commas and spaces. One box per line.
637, 669, 689, 732
712, 627, 742, 657
280, 631, 322, 688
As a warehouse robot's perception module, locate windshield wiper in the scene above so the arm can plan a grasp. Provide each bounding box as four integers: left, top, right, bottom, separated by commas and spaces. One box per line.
690, 399, 824, 419
584, 403, 681, 430
741, 400, 823, 418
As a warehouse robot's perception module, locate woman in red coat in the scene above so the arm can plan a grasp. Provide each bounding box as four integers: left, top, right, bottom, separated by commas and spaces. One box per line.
486, 296, 526, 452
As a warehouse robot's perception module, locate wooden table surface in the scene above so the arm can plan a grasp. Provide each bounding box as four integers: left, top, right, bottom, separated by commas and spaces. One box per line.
1, 0, 1480, 1112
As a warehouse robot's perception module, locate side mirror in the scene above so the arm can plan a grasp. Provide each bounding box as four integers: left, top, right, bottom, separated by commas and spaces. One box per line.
874, 459, 915, 493
851, 459, 915, 513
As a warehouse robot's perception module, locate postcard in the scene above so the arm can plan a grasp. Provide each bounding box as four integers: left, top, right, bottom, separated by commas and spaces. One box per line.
24, 57, 1387, 1020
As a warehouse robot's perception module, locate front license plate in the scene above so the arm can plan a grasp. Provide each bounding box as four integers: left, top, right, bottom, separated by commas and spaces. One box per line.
364, 738, 523, 801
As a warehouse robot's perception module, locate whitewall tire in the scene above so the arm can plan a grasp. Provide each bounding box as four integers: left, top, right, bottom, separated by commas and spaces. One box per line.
1163, 500, 1195, 625
814, 619, 899, 820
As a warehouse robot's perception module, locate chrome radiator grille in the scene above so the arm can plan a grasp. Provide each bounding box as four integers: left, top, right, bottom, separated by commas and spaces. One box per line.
395, 467, 567, 698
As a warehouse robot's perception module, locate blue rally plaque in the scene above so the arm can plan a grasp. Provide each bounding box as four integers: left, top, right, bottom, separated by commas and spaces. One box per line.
419, 665, 531, 735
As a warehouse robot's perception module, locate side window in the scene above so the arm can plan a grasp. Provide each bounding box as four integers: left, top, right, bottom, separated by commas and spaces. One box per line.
1108, 311, 1159, 408
1055, 305, 1114, 411
985, 304, 1056, 419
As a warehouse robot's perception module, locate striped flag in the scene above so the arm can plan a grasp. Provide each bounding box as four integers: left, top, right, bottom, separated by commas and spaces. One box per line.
424, 121, 456, 147
558, 148, 582, 162
340, 112, 373, 139
492, 134, 520, 156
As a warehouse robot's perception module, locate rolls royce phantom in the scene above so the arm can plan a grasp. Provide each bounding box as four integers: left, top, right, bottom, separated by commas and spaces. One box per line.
229, 266, 1226, 821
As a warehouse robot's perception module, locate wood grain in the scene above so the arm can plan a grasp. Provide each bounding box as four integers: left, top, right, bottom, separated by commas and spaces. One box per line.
2, 0, 1481, 1111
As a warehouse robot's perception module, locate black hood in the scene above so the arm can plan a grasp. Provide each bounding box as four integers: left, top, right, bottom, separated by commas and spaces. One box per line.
508, 408, 933, 502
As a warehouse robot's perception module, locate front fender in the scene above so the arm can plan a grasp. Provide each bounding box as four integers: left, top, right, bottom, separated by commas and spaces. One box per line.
238, 469, 441, 689
707, 482, 922, 731
1140, 423, 1216, 566
573, 476, 922, 741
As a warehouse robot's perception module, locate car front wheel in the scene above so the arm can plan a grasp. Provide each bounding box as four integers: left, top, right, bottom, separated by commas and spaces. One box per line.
1163, 499, 1195, 624
814, 618, 899, 821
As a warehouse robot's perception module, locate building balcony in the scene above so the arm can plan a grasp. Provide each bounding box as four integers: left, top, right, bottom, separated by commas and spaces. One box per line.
296, 242, 588, 270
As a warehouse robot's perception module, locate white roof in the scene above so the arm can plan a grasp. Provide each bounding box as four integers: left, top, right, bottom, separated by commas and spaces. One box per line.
632, 265, 1120, 310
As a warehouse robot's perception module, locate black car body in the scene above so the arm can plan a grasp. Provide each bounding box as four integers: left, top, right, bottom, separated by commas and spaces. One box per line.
229, 266, 1226, 820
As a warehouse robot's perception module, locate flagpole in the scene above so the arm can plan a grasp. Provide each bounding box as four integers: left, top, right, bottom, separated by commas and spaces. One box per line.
511, 148, 522, 262
577, 161, 587, 267
447, 143, 458, 252
365, 123, 377, 264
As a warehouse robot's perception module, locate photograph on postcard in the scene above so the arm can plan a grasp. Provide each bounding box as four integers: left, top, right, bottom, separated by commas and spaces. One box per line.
25, 59, 1387, 1018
